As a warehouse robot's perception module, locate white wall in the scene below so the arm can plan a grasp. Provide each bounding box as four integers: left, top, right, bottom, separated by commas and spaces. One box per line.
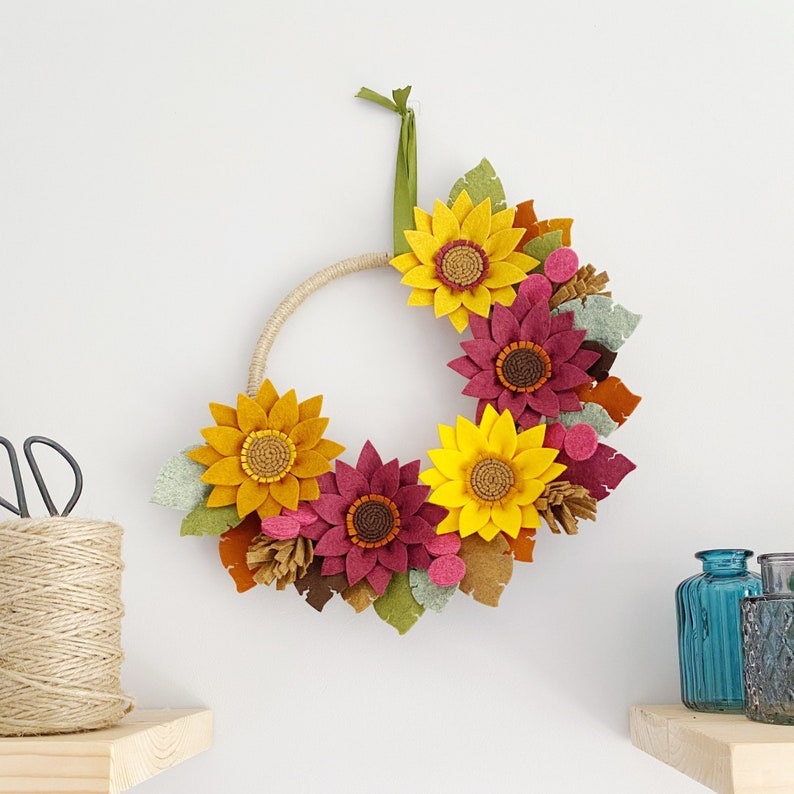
2, 2, 793, 792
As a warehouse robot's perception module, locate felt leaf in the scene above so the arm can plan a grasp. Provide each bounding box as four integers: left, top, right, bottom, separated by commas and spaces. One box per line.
448, 158, 506, 213
293, 558, 347, 612
373, 572, 425, 634
180, 499, 243, 536
575, 376, 642, 426
457, 534, 513, 607
218, 516, 261, 593
553, 295, 641, 351
409, 568, 457, 613
560, 444, 636, 501
342, 579, 378, 613
506, 528, 536, 562
523, 230, 563, 265
557, 403, 619, 438
151, 446, 210, 510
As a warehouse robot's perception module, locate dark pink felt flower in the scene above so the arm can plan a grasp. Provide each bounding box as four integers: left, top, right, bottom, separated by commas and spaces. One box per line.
449, 279, 600, 429
300, 441, 449, 595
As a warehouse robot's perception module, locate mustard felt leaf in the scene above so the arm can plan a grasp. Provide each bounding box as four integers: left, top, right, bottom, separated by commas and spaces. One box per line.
448, 158, 507, 213
151, 446, 210, 511
181, 499, 243, 536
373, 572, 425, 634
553, 295, 641, 351
409, 568, 457, 613
523, 230, 563, 265
457, 534, 513, 607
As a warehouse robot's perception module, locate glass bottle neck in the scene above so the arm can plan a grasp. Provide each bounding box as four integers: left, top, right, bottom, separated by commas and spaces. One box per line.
696, 549, 753, 574
759, 553, 794, 594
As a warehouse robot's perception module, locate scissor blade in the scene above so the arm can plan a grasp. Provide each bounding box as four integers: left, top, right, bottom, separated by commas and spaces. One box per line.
23, 436, 83, 517
0, 436, 28, 518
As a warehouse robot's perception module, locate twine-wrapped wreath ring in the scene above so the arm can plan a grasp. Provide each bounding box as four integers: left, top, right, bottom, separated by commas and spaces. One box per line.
153, 85, 642, 633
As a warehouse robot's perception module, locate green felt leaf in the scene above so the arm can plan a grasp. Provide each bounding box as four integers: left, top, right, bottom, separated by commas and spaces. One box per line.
180, 500, 242, 537
373, 572, 425, 634
557, 403, 619, 438
151, 446, 210, 511
448, 158, 506, 213
553, 295, 641, 351
523, 230, 563, 264
409, 568, 457, 613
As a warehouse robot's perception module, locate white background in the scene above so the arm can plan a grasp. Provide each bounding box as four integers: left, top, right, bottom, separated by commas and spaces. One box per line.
2, 2, 793, 792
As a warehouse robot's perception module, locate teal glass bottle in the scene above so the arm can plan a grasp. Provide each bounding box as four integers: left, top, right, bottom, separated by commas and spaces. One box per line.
676, 549, 762, 712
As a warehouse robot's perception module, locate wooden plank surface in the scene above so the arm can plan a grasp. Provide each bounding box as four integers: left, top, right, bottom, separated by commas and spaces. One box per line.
0, 708, 212, 794
631, 704, 794, 794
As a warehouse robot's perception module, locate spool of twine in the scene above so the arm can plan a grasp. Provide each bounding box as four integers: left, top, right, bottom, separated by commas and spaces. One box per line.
0, 517, 132, 736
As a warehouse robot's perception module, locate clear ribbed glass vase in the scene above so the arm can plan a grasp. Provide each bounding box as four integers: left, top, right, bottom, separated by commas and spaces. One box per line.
742, 553, 794, 725
676, 549, 762, 712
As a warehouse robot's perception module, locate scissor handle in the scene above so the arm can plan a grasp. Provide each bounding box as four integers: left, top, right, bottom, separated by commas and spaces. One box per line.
0, 436, 28, 517
23, 436, 83, 517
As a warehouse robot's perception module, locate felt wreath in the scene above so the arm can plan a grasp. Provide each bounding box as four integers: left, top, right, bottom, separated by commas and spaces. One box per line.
152, 86, 641, 633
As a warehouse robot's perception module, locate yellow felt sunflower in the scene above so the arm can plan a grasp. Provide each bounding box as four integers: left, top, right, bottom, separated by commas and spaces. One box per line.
390, 190, 539, 333
187, 380, 344, 520
420, 405, 565, 541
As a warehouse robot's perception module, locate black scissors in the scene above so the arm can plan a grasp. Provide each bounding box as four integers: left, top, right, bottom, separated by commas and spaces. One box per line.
0, 436, 83, 518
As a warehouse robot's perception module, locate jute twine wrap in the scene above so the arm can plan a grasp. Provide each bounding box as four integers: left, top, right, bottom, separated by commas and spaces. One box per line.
0, 517, 132, 736
247, 252, 391, 396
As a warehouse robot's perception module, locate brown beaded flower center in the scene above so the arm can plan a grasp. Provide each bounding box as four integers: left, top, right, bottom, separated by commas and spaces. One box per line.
495, 341, 552, 393
241, 430, 296, 483
434, 240, 490, 291
345, 494, 401, 549
469, 458, 515, 502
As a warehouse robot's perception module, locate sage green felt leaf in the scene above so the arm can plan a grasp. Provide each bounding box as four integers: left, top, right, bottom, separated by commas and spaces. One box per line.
373, 572, 425, 634
553, 295, 641, 351
180, 500, 242, 537
151, 446, 210, 511
448, 158, 506, 213
523, 230, 563, 265
557, 403, 619, 438
409, 568, 457, 613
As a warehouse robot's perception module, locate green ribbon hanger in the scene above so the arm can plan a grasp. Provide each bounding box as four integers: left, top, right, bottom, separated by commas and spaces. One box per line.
356, 85, 417, 256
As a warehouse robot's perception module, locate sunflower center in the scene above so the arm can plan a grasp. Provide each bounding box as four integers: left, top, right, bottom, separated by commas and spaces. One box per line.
469, 458, 515, 502
495, 342, 552, 393
240, 430, 296, 483
345, 494, 401, 549
434, 240, 490, 291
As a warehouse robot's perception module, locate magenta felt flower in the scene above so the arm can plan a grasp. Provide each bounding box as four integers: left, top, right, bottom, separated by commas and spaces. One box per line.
300, 441, 449, 595
449, 286, 600, 429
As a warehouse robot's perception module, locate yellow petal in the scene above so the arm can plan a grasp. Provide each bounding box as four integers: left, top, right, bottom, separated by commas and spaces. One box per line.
434, 284, 462, 317
257, 494, 282, 519
491, 502, 522, 537
270, 473, 299, 511
402, 265, 441, 289
299, 477, 320, 501
390, 252, 421, 275
201, 426, 245, 456
404, 230, 442, 267
478, 520, 504, 541
209, 402, 238, 428
438, 424, 457, 450
408, 287, 434, 306
291, 449, 332, 478
483, 260, 530, 288
419, 467, 447, 489
538, 461, 567, 485
431, 199, 461, 244
255, 380, 279, 413
298, 394, 323, 422
478, 406, 499, 438
207, 484, 238, 507
237, 394, 267, 434
413, 207, 433, 234
514, 479, 546, 506
490, 207, 516, 234
521, 503, 541, 529
516, 425, 547, 452
456, 415, 488, 455
461, 284, 492, 317
489, 285, 517, 307
428, 479, 470, 508
201, 456, 247, 486
484, 227, 524, 260
505, 251, 540, 272
488, 410, 518, 458
459, 500, 491, 534
449, 190, 474, 224
428, 448, 468, 479
436, 508, 462, 535
186, 445, 223, 467
448, 305, 471, 333
513, 447, 561, 479
236, 478, 269, 517
461, 198, 491, 246
290, 417, 329, 450
313, 439, 345, 461
268, 389, 299, 433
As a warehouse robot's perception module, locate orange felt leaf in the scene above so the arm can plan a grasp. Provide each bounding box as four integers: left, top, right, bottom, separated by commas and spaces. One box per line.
535, 218, 573, 247
506, 528, 537, 563
514, 200, 573, 249
575, 376, 641, 426
218, 515, 262, 593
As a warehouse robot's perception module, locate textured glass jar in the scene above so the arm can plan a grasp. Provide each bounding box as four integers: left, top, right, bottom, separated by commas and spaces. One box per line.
676, 549, 762, 712
742, 553, 794, 724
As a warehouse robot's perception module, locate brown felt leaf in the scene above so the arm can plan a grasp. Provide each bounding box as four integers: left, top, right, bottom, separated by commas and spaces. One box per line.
218, 515, 262, 593
342, 579, 378, 613
457, 534, 514, 607
293, 558, 348, 612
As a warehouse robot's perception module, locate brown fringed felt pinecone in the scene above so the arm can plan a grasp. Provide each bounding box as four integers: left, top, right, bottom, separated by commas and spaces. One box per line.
536, 481, 597, 535
549, 264, 611, 310
247, 534, 314, 590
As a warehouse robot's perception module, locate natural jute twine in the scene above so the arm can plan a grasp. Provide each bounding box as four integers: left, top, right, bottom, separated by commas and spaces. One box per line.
247, 251, 391, 397
0, 517, 132, 736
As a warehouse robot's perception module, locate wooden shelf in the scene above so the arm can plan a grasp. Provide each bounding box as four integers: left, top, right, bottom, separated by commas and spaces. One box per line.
0, 708, 212, 793
631, 704, 794, 794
